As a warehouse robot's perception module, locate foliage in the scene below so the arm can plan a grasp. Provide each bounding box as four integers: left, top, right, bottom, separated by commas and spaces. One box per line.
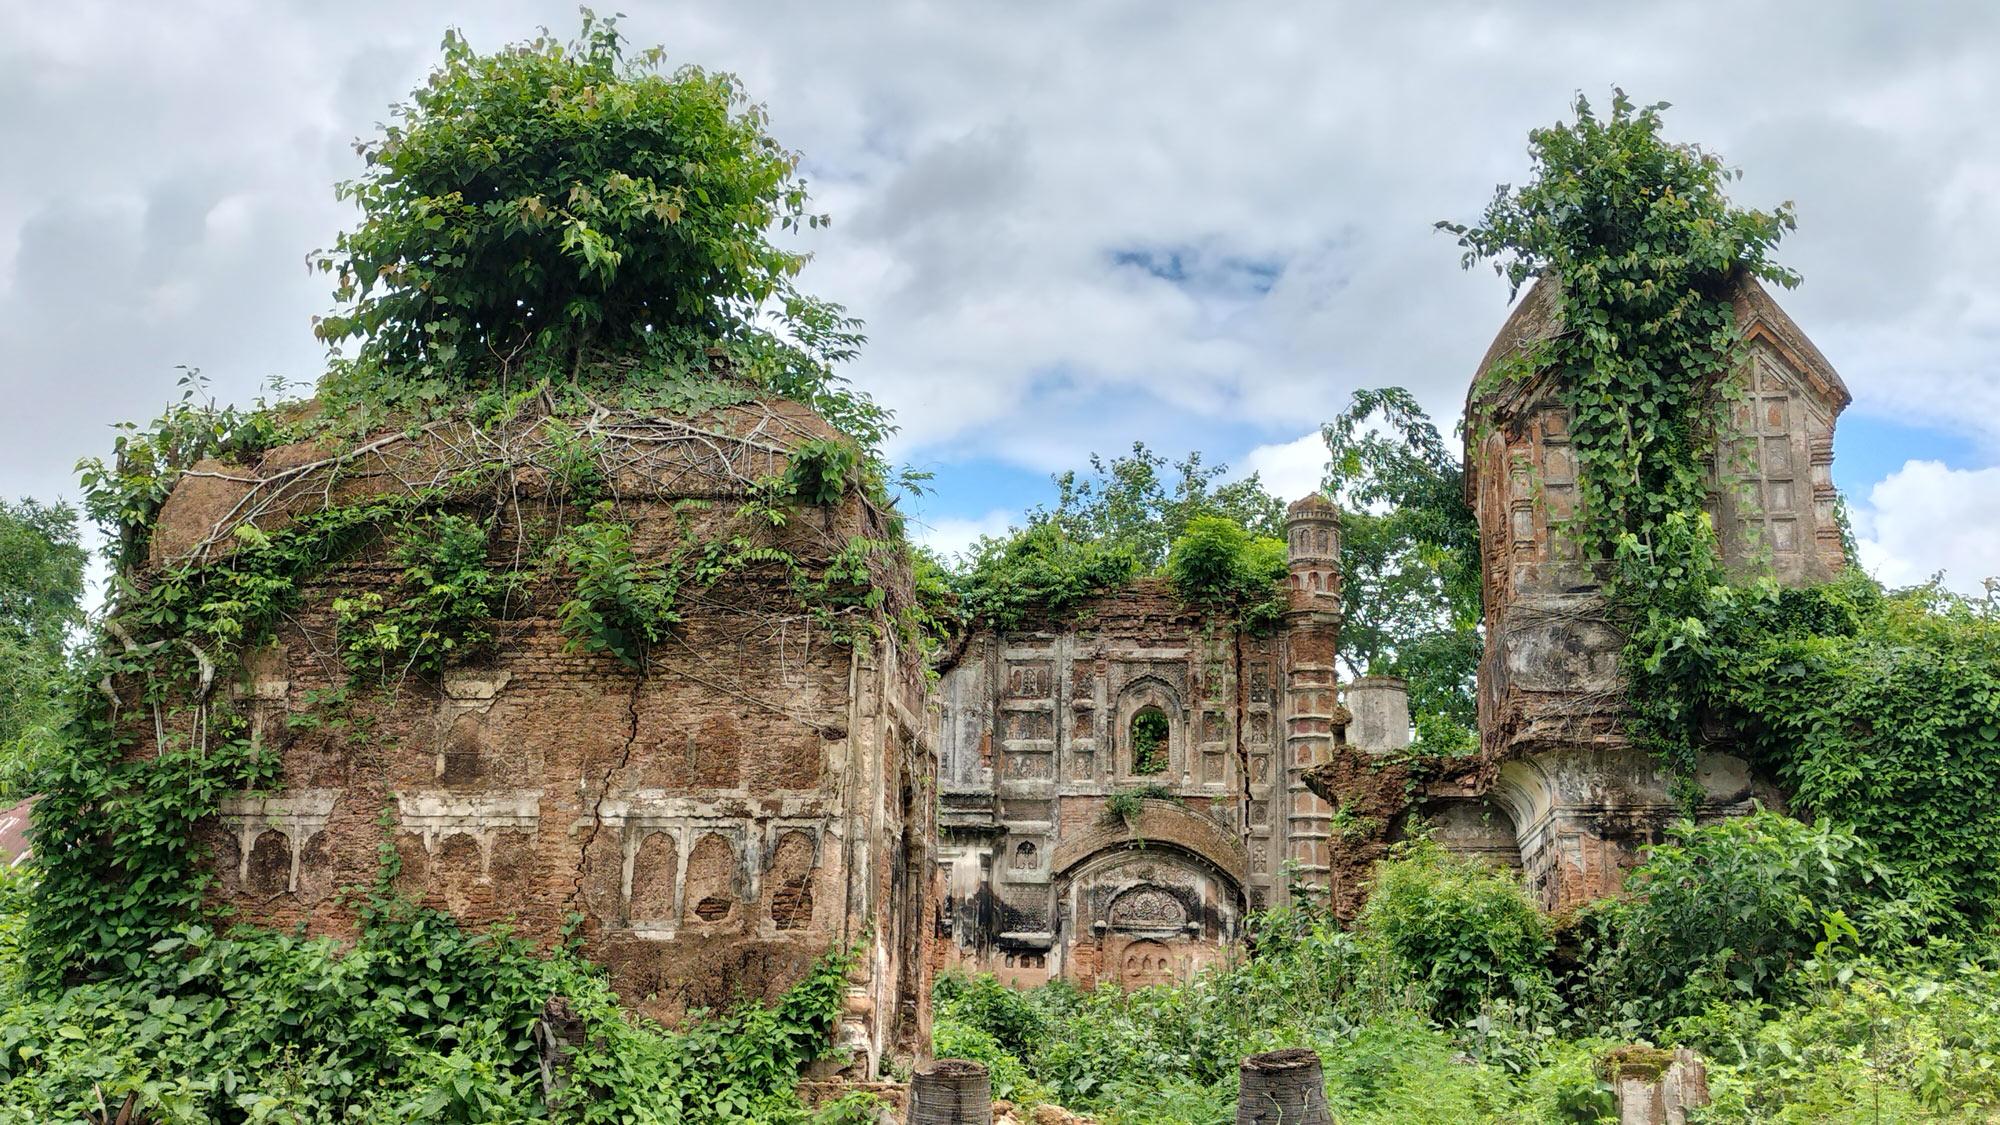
1129, 709, 1170, 776
311, 14, 891, 455
952, 523, 1139, 632
334, 512, 521, 680
930, 849, 1613, 1124
1032, 443, 1285, 571
1682, 963, 2000, 1122
75, 370, 298, 570
1444, 91, 1799, 802
24, 710, 275, 986
952, 446, 1287, 634
546, 508, 696, 668
781, 438, 861, 508
18, 490, 440, 979
0, 879, 865, 1123
1321, 387, 1482, 751
1101, 783, 1178, 827
1164, 514, 1288, 633
1704, 577, 2000, 926
1578, 810, 1917, 1027
1355, 837, 1555, 1024
0, 498, 87, 800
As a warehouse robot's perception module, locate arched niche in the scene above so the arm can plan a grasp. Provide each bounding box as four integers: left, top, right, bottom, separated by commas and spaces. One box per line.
1112, 676, 1183, 782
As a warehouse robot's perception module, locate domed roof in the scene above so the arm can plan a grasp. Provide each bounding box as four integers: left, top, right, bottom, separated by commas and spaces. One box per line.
1286, 493, 1339, 520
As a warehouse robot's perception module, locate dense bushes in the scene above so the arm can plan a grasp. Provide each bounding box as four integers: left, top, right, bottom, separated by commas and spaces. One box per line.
931, 809, 2000, 1123
1687, 964, 2000, 1122
311, 15, 890, 454
932, 847, 1609, 1123
0, 866, 872, 1123
1706, 577, 2000, 927
952, 523, 1140, 631
1356, 838, 1554, 1023
0, 498, 84, 800
1164, 515, 1288, 632
949, 444, 1289, 632
1578, 810, 1917, 1026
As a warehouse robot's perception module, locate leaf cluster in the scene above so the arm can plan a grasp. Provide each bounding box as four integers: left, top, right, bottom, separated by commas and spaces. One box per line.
309, 15, 892, 458
1575, 809, 1917, 1028
1355, 837, 1556, 1025
1032, 444, 1286, 572
335, 513, 523, 680
0, 876, 866, 1123
952, 444, 1287, 634
1163, 514, 1287, 633
0, 498, 86, 800
952, 523, 1140, 633
74, 371, 302, 570
1320, 386, 1483, 747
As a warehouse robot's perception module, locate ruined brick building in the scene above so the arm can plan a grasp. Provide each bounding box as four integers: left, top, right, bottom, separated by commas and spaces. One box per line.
934, 271, 1852, 986
154, 268, 1849, 1054
148, 399, 933, 1073
931, 498, 1429, 986
1308, 272, 1851, 909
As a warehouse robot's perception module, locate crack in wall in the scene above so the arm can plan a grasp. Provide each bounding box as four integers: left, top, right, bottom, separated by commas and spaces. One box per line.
567, 670, 647, 915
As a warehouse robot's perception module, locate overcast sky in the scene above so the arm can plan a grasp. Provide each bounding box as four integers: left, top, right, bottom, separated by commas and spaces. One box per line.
2, 1, 1996, 594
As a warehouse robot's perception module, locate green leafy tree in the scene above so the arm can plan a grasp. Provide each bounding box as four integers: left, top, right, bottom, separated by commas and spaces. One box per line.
1356, 837, 1554, 1024
1706, 576, 2000, 926
954, 446, 1283, 629
0, 498, 86, 798
1580, 810, 1917, 1027
1164, 513, 1287, 632
312, 14, 889, 451
1033, 443, 1285, 570
1321, 388, 1481, 750
954, 523, 1139, 632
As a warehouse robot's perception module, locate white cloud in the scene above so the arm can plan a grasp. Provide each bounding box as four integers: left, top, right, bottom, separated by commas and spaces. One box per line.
911, 508, 1016, 563
1239, 432, 1327, 504
3, 0, 2000, 510
1852, 460, 2000, 595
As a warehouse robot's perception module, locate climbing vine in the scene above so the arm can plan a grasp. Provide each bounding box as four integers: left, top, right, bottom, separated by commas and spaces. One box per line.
1444, 90, 1800, 803
335, 512, 523, 680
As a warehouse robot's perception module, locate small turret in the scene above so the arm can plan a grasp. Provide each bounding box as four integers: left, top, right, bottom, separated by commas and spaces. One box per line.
1285, 494, 1341, 605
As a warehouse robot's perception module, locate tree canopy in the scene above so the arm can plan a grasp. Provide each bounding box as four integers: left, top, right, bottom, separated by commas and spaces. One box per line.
952, 444, 1287, 630
313, 14, 889, 450
1321, 388, 1481, 749
0, 498, 86, 798
1029, 444, 1285, 571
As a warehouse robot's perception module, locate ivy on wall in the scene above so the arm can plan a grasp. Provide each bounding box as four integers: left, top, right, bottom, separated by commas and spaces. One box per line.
1443, 91, 2000, 931
1443, 90, 1800, 805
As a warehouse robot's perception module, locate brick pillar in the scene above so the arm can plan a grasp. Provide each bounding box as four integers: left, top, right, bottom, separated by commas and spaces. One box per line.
1280, 495, 1343, 902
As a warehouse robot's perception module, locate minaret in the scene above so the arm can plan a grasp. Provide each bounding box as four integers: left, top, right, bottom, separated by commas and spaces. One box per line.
1279, 494, 1343, 901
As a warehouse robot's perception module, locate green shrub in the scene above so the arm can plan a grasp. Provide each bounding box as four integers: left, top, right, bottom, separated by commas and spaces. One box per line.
1129, 710, 1170, 775
335, 512, 518, 679
0, 888, 863, 1124
310, 15, 889, 452
953, 524, 1139, 631
1165, 514, 1288, 631
1580, 809, 1918, 1027
1682, 964, 2000, 1122
933, 972, 1051, 1059
930, 1018, 1051, 1106
1709, 578, 2000, 927
1356, 838, 1554, 1024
